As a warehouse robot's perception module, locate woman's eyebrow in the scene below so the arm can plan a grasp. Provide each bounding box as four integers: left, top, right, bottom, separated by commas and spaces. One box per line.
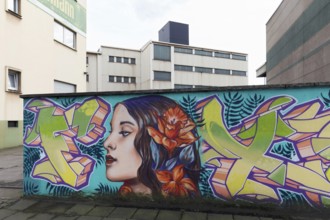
120, 121, 135, 126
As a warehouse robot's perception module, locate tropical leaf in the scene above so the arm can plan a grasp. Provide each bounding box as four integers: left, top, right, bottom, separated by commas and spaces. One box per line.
23, 181, 39, 196
271, 142, 296, 160
179, 145, 195, 167
242, 94, 265, 118
60, 97, 76, 108
180, 95, 205, 127
199, 168, 214, 198
278, 189, 309, 207
321, 90, 330, 107
95, 183, 118, 195
78, 139, 106, 167
150, 140, 161, 170
46, 182, 75, 197
223, 92, 265, 128
222, 92, 244, 128
165, 157, 177, 170
23, 110, 35, 134
23, 147, 42, 177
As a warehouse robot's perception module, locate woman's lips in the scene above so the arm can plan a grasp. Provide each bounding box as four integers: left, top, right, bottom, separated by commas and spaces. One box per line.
106, 155, 117, 166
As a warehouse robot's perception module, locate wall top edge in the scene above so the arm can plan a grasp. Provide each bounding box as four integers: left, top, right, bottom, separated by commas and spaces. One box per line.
20, 82, 330, 99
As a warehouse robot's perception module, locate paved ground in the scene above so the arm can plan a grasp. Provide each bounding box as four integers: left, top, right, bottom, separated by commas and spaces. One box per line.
0, 146, 329, 220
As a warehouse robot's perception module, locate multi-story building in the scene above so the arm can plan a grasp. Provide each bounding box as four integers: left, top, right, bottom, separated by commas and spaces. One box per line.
0, 0, 87, 149
257, 0, 330, 84
87, 21, 248, 91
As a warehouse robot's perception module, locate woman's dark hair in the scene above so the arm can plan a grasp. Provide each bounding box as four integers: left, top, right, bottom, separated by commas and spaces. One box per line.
117, 95, 201, 196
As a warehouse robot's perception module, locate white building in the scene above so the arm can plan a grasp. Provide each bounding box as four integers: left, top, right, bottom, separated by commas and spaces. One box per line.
0, 0, 87, 149
87, 22, 248, 92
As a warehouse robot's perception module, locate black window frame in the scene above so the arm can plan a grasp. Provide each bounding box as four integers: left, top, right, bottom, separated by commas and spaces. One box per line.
154, 44, 171, 61
154, 71, 171, 81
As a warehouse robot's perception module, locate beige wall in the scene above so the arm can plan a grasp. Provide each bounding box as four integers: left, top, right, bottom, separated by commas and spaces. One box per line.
87, 41, 248, 91
91, 46, 140, 92
140, 43, 153, 90
86, 53, 98, 91
0, 0, 87, 149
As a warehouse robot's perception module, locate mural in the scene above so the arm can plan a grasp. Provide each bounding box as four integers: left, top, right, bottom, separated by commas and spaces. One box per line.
24, 97, 110, 189
22, 86, 330, 208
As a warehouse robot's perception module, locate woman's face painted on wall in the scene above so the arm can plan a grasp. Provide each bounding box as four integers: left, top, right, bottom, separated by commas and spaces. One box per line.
103, 104, 141, 182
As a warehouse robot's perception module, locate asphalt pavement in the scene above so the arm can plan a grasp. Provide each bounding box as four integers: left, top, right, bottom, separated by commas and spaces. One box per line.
0, 146, 327, 220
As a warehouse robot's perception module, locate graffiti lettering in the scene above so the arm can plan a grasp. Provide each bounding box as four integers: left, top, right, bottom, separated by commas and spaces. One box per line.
199, 95, 330, 206
24, 97, 110, 190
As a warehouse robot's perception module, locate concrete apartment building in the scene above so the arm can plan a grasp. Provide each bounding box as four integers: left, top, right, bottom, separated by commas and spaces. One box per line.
0, 0, 87, 149
257, 0, 330, 84
87, 21, 248, 91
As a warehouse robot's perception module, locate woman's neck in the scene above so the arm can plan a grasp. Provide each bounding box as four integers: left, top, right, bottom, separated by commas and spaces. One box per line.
124, 179, 152, 195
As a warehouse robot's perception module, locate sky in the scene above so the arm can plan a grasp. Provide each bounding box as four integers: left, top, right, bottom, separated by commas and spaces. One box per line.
86, 0, 282, 85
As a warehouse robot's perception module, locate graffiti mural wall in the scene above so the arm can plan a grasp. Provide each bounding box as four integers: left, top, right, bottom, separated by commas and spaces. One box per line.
22, 85, 330, 208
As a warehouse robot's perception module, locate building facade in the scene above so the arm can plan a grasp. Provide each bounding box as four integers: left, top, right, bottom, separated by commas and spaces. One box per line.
87, 41, 248, 91
257, 0, 330, 84
0, 0, 87, 149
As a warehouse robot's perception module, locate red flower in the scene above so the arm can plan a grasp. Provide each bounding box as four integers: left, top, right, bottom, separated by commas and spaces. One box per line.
147, 106, 197, 154
156, 165, 197, 197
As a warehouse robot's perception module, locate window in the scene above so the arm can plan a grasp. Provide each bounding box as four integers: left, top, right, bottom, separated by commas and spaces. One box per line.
174, 84, 193, 89
154, 44, 171, 61
54, 21, 76, 49
154, 71, 171, 81
215, 68, 230, 75
109, 56, 115, 62
116, 76, 123, 83
174, 47, 193, 54
232, 70, 247, 76
195, 67, 212, 73
116, 57, 122, 63
232, 54, 247, 61
7, 0, 20, 15
215, 52, 230, 59
109, 75, 136, 83
8, 121, 18, 128
124, 57, 129, 63
174, 65, 193, 72
195, 85, 214, 88
54, 80, 76, 93
6, 68, 21, 92
195, 50, 212, 57
131, 58, 136, 64
86, 57, 89, 64
109, 76, 115, 82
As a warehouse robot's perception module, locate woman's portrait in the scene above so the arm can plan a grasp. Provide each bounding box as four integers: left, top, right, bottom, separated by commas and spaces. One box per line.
103, 95, 201, 197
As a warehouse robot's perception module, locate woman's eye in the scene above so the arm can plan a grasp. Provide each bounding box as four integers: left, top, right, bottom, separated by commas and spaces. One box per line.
119, 131, 131, 137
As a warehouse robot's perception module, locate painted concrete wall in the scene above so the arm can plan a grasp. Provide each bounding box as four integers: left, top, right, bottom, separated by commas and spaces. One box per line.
22, 84, 330, 208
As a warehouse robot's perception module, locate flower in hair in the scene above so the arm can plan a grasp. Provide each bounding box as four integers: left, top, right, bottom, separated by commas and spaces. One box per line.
156, 164, 197, 197
147, 106, 197, 155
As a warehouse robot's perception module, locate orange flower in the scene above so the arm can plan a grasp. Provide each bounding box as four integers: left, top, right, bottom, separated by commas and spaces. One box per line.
147, 106, 197, 154
156, 165, 197, 197
119, 184, 132, 196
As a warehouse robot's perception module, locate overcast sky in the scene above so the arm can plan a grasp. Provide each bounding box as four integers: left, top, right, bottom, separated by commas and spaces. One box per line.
86, 0, 282, 85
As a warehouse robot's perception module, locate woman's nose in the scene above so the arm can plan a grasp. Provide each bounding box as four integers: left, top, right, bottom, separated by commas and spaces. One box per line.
104, 136, 116, 151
